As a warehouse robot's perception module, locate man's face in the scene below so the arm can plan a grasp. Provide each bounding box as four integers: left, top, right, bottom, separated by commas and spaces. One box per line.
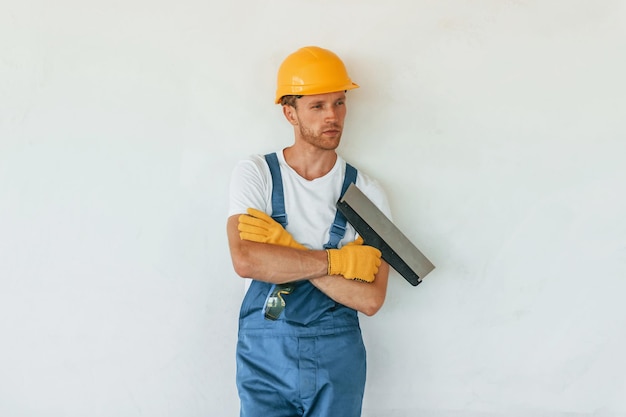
289, 91, 347, 151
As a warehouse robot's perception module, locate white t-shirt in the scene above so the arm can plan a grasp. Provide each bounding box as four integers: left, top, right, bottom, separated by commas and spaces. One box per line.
228, 150, 391, 250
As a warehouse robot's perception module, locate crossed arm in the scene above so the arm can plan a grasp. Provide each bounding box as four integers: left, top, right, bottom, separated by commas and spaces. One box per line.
226, 214, 389, 316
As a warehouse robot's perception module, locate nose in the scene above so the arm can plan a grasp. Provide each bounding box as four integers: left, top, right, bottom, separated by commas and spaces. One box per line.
324, 106, 339, 122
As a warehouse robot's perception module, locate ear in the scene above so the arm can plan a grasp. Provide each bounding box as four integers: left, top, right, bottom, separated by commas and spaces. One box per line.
282, 105, 299, 126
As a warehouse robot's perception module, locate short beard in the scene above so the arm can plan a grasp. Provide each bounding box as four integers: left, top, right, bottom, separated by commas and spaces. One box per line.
299, 124, 342, 150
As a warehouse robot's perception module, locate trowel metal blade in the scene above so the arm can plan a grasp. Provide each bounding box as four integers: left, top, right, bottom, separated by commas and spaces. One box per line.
337, 183, 435, 286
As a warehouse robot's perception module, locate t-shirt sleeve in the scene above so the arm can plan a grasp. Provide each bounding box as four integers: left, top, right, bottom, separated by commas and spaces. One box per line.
227, 155, 272, 217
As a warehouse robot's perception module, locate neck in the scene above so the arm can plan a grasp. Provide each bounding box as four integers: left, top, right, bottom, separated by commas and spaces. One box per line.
283, 145, 338, 181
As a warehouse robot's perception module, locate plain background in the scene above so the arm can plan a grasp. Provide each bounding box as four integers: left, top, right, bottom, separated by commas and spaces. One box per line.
2, 1, 625, 416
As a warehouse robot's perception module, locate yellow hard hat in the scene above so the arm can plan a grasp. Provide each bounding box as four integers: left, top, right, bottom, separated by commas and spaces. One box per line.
275, 46, 359, 104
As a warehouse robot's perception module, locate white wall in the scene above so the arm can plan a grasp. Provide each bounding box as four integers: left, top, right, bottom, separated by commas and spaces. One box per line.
2, 1, 625, 416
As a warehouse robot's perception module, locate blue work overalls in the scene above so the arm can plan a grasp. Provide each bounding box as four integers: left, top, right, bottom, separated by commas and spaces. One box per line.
236, 153, 366, 417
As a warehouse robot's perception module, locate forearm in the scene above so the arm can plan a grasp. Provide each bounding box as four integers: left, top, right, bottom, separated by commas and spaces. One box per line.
227, 215, 328, 284
310, 261, 389, 316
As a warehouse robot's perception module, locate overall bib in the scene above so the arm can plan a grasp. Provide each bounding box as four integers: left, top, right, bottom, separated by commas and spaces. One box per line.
236, 153, 367, 417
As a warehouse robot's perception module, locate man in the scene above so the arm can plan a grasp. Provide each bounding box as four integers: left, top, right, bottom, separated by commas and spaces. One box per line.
227, 46, 392, 417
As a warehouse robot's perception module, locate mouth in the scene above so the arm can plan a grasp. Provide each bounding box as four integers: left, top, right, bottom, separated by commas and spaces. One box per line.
322, 126, 342, 136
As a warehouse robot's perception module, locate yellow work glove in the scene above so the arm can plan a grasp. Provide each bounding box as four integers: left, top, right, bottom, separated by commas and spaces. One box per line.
326, 237, 382, 283
238, 208, 307, 250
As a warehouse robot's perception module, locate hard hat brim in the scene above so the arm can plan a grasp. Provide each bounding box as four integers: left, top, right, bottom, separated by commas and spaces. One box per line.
274, 82, 359, 104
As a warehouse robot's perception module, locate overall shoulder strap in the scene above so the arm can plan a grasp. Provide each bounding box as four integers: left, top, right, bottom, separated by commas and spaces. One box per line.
263, 152, 290, 318
264, 153, 288, 228
324, 162, 358, 249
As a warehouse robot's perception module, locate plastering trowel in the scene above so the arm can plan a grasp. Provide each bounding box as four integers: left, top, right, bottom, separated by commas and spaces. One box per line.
336, 183, 435, 286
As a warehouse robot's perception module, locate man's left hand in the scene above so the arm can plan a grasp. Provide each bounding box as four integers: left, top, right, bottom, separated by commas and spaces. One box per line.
238, 208, 307, 250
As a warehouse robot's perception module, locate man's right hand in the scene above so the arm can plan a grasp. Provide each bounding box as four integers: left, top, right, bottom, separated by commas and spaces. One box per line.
326, 237, 381, 283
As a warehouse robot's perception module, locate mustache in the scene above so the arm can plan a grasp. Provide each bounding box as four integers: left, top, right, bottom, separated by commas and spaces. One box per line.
323, 123, 342, 130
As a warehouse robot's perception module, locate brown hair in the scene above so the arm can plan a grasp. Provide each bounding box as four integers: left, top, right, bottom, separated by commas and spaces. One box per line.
279, 95, 302, 108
